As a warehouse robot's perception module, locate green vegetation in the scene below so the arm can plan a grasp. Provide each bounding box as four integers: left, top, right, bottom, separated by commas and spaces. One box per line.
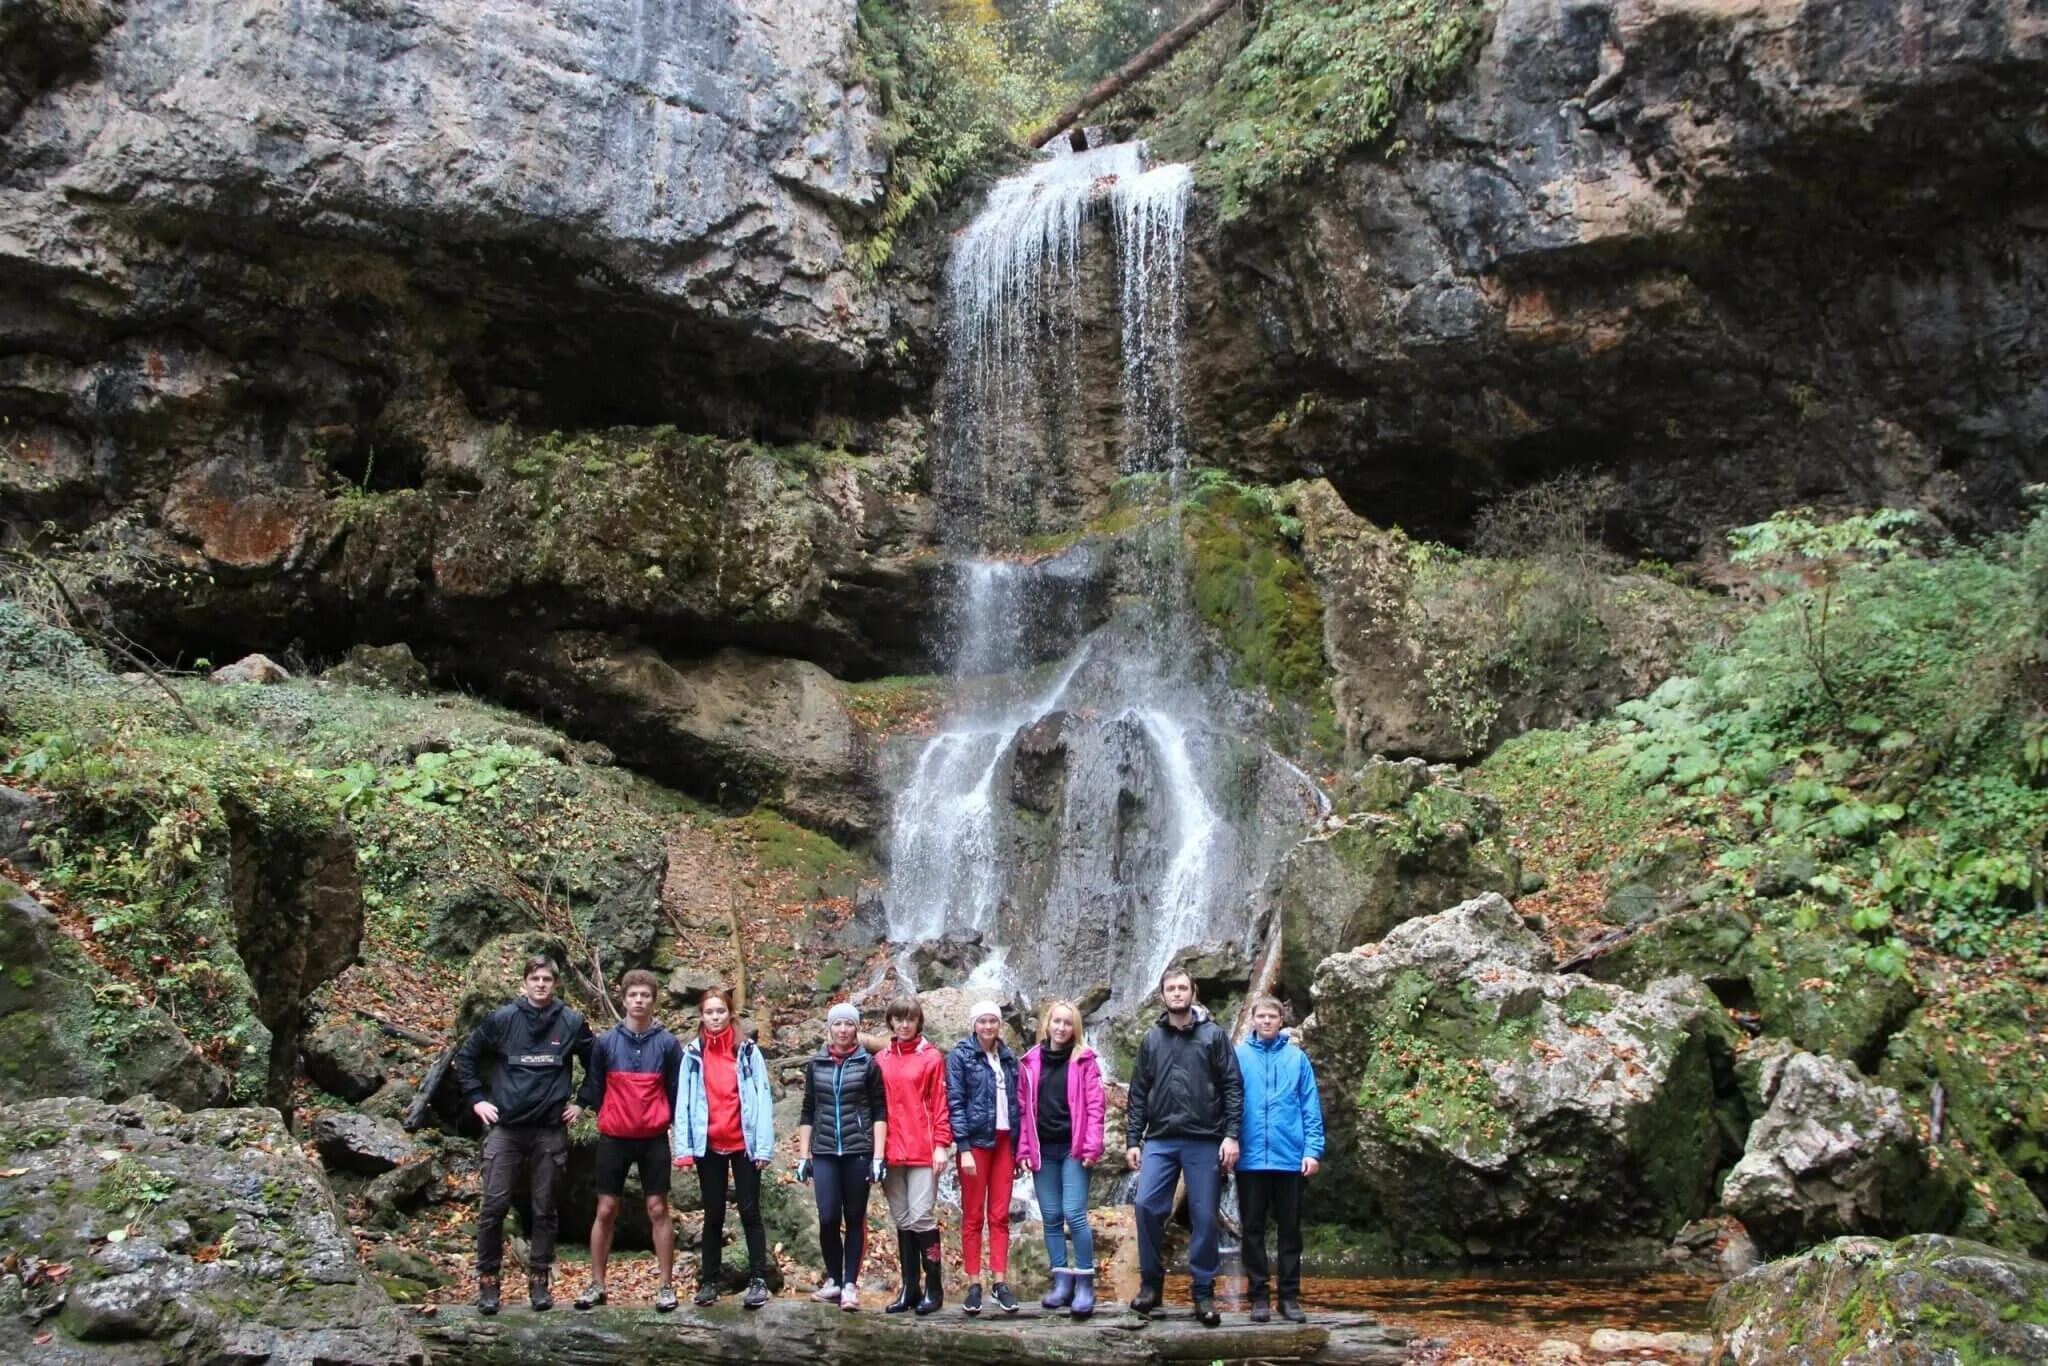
1183, 468, 1342, 762
1138, 0, 1489, 217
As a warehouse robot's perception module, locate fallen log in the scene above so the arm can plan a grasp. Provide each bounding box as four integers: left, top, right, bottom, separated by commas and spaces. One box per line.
402, 1043, 456, 1132
414, 1298, 1407, 1365
1024, 0, 1243, 150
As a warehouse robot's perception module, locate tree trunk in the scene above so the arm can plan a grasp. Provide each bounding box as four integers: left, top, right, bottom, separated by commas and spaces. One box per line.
1024, 0, 1243, 150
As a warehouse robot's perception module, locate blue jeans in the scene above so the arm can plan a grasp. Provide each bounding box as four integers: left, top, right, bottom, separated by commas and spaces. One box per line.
1133, 1137, 1221, 1293
1032, 1153, 1095, 1272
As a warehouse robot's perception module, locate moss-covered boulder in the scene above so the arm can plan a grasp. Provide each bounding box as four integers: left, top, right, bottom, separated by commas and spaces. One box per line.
300, 1014, 388, 1101
1720, 1050, 1955, 1256
0, 884, 228, 1110
0, 1096, 421, 1364
1880, 983, 2048, 1256
1268, 770, 1518, 994
1708, 1234, 2048, 1365
1301, 894, 1724, 1257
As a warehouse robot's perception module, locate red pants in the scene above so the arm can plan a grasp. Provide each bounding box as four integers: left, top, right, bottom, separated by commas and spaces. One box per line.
957, 1130, 1015, 1277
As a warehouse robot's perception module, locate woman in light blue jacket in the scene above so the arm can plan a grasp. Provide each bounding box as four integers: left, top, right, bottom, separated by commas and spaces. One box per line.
671, 989, 776, 1307
1233, 994, 1324, 1324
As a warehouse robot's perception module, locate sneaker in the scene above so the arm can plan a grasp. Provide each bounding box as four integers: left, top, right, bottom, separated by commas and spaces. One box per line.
1193, 1293, 1219, 1328
743, 1277, 770, 1309
839, 1283, 860, 1312
528, 1270, 554, 1313
476, 1274, 501, 1316
654, 1285, 678, 1313
574, 1284, 607, 1311
809, 1278, 841, 1303
694, 1282, 718, 1307
991, 1282, 1018, 1314
962, 1283, 983, 1315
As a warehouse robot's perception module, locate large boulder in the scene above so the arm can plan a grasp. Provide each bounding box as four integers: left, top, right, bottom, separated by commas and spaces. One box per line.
1265, 762, 1519, 994
1301, 894, 1725, 1257
0, 882, 228, 1110
1709, 1234, 2048, 1365
1720, 1049, 1953, 1255
311, 1111, 419, 1177
0, 1096, 421, 1364
300, 1015, 388, 1102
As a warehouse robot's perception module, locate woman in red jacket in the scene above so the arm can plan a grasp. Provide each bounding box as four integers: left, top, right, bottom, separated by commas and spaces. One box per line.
875, 995, 951, 1315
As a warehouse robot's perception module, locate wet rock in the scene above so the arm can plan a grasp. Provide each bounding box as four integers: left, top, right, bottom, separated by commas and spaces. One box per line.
0, 883, 229, 1109
1588, 1328, 1708, 1355
1710, 1234, 2048, 1365
324, 642, 431, 694
300, 1015, 387, 1102
1010, 711, 1072, 814
1301, 894, 1724, 1256
211, 653, 292, 685
313, 1111, 418, 1176
1720, 1051, 1947, 1255
1167, 940, 1253, 1001
909, 931, 988, 987
0, 1095, 420, 1364
917, 986, 1019, 1051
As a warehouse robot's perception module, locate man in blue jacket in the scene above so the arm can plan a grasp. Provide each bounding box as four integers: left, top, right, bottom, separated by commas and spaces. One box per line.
1234, 994, 1325, 1324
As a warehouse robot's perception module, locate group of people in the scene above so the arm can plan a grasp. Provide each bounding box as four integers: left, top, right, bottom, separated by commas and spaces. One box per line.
454, 956, 1325, 1327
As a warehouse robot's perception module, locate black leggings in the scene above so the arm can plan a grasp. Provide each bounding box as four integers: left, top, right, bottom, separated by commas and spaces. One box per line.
813, 1153, 872, 1286
699, 1150, 769, 1280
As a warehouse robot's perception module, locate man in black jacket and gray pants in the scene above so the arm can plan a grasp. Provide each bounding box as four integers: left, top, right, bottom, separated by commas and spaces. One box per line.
1123, 965, 1243, 1326
456, 954, 594, 1314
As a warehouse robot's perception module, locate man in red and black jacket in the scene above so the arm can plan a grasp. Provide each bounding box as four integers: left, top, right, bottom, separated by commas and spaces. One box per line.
574, 968, 685, 1312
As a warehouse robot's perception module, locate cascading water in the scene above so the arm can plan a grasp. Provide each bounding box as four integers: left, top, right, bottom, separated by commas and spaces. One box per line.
885, 139, 1317, 1017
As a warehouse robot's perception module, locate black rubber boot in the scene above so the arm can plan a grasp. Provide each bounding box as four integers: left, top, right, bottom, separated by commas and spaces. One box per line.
914, 1231, 944, 1315
885, 1232, 919, 1313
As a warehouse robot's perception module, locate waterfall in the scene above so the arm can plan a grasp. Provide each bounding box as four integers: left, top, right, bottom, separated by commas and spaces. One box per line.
885, 139, 1316, 1016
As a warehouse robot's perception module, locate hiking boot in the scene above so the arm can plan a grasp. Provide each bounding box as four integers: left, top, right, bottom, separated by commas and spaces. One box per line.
991, 1282, 1019, 1314
1041, 1270, 1073, 1310
1279, 1294, 1306, 1323
809, 1278, 841, 1303
654, 1285, 678, 1313
1250, 1300, 1271, 1323
573, 1283, 607, 1311
694, 1282, 718, 1307
476, 1274, 501, 1316
962, 1283, 983, 1315
528, 1269, 554, 1312
1069, 1271, 1095, 1319
885, 1233, 919, 1314
743, 1277, 770, 1309
1129, 1281, 1162, 1317
1193, 1293, 1219, 1327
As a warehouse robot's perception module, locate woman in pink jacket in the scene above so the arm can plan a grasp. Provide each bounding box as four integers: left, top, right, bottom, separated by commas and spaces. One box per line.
1016, 998, 1106, 1318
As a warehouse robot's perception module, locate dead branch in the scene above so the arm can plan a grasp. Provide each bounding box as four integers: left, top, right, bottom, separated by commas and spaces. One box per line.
1025, 0, 1242, 149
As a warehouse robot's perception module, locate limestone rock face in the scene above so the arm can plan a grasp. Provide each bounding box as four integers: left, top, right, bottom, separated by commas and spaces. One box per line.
1183, 0, 2048, 553
1709, 1234, 2048, 1365
0, 0, 888, 460
1720, 1049, 1947, 1254
0, 1096, 421, 1364
1302, 894, 1724, 1256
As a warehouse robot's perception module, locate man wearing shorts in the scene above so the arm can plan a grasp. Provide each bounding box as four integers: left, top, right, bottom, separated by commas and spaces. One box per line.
575, 968, 685, 1311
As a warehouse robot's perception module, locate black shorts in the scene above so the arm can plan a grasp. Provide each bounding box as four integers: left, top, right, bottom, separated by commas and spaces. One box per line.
594, 1133, 673, 1197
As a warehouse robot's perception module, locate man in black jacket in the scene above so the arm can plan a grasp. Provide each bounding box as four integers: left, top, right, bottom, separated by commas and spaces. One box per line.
456, 955, 594, 1314
1123, 966, 1242, 1326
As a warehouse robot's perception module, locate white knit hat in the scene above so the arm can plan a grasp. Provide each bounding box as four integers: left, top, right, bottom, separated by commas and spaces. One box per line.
827, 1002, 861, 1026
969, 999, 1003, 1025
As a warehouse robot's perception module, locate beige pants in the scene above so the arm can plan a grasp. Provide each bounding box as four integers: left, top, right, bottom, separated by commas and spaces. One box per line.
882, 1164, 939, 1233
